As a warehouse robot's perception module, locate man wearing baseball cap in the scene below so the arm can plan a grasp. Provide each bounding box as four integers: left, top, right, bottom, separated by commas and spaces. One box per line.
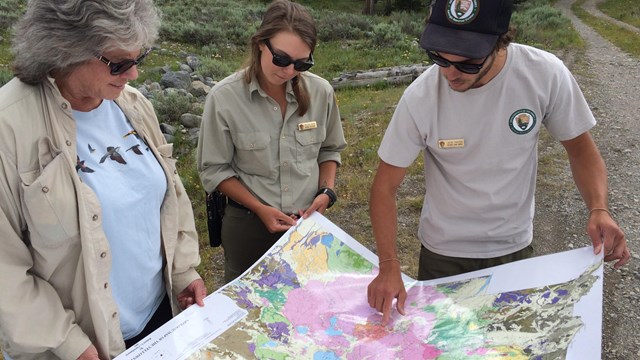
367, 0, 630, 324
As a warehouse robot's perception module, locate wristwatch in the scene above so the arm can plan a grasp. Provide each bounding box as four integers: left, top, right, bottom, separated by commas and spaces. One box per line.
316, 187, 337, 208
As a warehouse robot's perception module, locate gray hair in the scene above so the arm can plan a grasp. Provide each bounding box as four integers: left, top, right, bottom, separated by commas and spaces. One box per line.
11, 0, 161, 84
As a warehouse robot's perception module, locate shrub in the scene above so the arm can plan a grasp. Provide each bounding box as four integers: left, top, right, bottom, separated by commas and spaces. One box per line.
314, 11, 374, 41
370, 22, 405, 47
195, 57, 235, 81
159, 0, 263, 47
386, 10, 426, 36
151, 91, 193, 124
0, 0, 25, 32
0, 67, 12, 87
511, 4, 579, 49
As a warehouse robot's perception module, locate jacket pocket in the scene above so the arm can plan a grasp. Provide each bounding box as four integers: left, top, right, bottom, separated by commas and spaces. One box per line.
294, 127, 325, 174
19, 139, 79, 248
233, 132, 272, 177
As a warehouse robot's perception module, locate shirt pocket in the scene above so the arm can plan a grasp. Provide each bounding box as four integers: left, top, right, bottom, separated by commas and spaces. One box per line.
294, 127, 325, 175
19, 138, 79, 248
233, 132, 272, 177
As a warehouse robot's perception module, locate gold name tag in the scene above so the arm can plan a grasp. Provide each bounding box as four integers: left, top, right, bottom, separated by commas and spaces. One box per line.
298, 121, 317, 131
438, 139, 465, 149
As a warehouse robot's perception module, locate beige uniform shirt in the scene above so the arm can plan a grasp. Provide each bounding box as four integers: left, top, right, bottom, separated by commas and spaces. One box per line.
0, 78, 201, 359
197, 71, 346, 213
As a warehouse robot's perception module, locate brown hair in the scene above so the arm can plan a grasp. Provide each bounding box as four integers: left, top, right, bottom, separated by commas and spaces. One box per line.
495, 26, 516, 52
243, 0, 316, 116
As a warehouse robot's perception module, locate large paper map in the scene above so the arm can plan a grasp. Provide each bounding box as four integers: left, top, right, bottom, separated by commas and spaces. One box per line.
117, 213, 603, 360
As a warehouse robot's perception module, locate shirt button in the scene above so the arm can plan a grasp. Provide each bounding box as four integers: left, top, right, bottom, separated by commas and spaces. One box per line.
92, 214, 99, 221
61, 103, 68, 110
283, 162, 288, 167
250, 143, 255, 149
41, 186, 49, 193
104, 283, 108, 289
100, 252, 107, 258
283, 186, 289, 192
273, 107, 278, 111
65, 140, 72, 146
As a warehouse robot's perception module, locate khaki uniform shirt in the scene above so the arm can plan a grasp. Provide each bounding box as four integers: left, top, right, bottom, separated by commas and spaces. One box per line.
0, 78, 201, 359
197, 71, 346, 213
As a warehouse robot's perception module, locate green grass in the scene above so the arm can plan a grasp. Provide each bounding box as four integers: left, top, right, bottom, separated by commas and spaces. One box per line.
573, 0, 640, 59
598, 0, 640, 29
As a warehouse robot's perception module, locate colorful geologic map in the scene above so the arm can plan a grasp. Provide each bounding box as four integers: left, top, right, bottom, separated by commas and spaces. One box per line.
182, 214, 602, 360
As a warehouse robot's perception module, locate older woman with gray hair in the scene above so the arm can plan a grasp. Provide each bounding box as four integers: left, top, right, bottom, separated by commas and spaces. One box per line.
0, 0, 206, 359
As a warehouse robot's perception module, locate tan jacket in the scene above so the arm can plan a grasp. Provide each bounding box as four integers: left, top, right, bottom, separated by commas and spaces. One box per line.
0, 78, 201, 359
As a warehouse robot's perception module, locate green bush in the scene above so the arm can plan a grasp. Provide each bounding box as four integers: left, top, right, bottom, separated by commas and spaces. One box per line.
195, 57, 235, 80
159, 0, 263, 47
0, 68, 12, 87
151, 91, 193, 123
314, 11, 374, 41
0, 0, 25, 32
511, 4, 581, 49
371, 22, 405, 47
385, 10, 425, 36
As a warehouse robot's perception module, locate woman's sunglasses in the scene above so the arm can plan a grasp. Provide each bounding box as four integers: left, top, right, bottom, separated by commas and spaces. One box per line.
95, 48, 152, 76
264, 39, 314, 72
427, 51, 489, 75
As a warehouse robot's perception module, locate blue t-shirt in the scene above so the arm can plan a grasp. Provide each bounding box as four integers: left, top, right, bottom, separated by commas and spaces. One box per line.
74, 100, 166, 340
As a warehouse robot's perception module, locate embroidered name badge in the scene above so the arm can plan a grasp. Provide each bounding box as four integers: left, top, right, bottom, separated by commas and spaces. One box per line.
438, 138, 465, 149
298, 121, 317, 131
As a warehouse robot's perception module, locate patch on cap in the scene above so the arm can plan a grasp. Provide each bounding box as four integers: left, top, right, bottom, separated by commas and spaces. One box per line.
446, 0, 479, 25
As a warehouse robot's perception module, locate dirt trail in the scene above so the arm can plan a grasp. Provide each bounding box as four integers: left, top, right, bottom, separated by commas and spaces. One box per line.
539, 1, 640, 358
583, 0, 640, 34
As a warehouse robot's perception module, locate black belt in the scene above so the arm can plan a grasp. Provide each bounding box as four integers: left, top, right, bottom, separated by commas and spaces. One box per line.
227, 198, 299, 219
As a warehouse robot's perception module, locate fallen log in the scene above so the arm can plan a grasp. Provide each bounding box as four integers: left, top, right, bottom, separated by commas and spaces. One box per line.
330, 64, 431, 90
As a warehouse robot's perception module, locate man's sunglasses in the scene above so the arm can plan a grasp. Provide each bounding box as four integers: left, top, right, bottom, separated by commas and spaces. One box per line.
95, 48, 152, 76
427, 51, 489, 75
264, 39, 314, 72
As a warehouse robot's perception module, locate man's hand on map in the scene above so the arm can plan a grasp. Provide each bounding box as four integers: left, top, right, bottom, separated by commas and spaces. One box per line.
77, 344, 101, 360
367, 262, 406, 325
177, 279, 207, 309
586, 210, 630, 269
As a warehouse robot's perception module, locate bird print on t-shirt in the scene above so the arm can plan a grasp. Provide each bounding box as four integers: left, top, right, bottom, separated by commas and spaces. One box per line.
126, 144, 143, 155
100, 146, 127, 164
123, 130, 149, 151
76, 156, 95, 173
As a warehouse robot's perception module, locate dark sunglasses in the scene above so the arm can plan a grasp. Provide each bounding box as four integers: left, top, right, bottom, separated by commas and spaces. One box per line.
427, 51, 489, 74
95, 48, 152, 75
264, 39, 314, 72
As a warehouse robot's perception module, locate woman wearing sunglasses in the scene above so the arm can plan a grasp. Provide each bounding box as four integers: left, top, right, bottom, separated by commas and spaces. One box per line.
197, 0, 347, 284
0, 1, 206, 358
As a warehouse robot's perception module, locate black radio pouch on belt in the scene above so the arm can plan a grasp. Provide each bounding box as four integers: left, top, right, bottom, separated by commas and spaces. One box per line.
206, 191, 226, 247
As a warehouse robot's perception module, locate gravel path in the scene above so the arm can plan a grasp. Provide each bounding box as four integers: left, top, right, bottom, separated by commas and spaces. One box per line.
582, 0, 640, 34
535, 1, 640, 358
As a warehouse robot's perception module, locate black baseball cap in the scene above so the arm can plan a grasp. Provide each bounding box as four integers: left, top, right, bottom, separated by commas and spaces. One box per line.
419, 0, 513, 59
